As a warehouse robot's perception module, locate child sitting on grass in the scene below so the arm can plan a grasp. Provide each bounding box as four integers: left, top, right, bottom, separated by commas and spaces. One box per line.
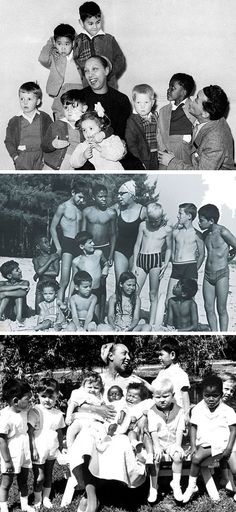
0, 260, 30, 327
69, 270, 97, 331
32, 235, 60, 314
166, 278, 199, 331
35, 281, 66, 331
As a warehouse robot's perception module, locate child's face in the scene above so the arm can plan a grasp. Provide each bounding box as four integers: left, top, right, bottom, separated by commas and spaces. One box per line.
54, 36, 73, 56
39, 237, 51, 254
39, 392, 57, 409
167, 80, 185, 103
177, 207, 190, 225
72, 191, 86, 207
19, 91, 40, 115
64, 102, 86, 123
107, 386, 123, 402
94, 190, 108, 210
222, 380, 235, 402
159, 349, 174, 368
203, 385, 222, 411
198, 215, 212, 231
126, 388, 141, 406
133, 93, 154, 118
121, 278, 136, 296
81, 118, 100, 142
82, 16, 102, 37
77, 280, 92, 298
147, 211, 162, 228
84, 380, 101, 396
8, 265, 22, 281
14, 391, 32, 411
153, 387, 174, 410
42, 286, 57, 303
81, 238, 95, 254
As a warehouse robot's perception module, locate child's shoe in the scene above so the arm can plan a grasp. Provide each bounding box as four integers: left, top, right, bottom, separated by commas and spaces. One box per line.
147, 488, 158, 503
42, 498, 52, 509
182, 485, 198, 503
20, 497, 34, 512
170, 480, 183, 501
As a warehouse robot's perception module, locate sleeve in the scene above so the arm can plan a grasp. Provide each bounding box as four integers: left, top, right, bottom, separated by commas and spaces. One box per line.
225, 404, 236, 426
110, 36, 126, 78
0, 412, 9, 435
179, 369, 190, 390
69, 388, 88, 406
57, 411, 65, 429
168, 143, 226, 171
190, 404, 199, 426
38, 37, 54, 68
147, 408, 161, 433
42, 122, 60, 153
100, 135, 126, 161
27, 407, 39, 428
176, 409, 186, 433
70, 141, 88, 168
4, 118, 18, 159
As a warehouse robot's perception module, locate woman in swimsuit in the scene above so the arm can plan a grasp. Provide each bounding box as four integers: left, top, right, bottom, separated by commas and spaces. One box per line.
113, 180, 146, 284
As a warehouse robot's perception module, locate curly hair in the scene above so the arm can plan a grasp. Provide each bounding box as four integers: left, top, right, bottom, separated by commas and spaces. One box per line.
202, 85, 228, 120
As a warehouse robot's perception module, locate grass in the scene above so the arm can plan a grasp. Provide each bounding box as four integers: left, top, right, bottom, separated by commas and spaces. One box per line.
3, 462, 236, 512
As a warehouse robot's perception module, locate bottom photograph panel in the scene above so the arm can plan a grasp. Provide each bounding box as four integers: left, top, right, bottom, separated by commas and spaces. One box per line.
0, 334, 236, 512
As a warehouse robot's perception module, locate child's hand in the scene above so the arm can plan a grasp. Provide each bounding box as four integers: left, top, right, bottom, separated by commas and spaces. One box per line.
94, 131, 105, 143
153, 447, 163, 462
52, 136, 70, 149
65, 416, 72, 426
159, 264, 168, 279
50, 253, 60, 261
20, 283, 30, 290
51, 47, 61, 60
5, 460, 14, 473
84, 145, 93, 160
221, 447, 232, 460
32, 447, 39, 462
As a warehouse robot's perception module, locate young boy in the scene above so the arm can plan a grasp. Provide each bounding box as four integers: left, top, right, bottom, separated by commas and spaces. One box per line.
151, 338, 190, 414
198, 203, 236, 332
34, 280, 66, 331
132, 202, 172, 325
0, 261, 30, 326
157, 73, 195, 169
222, 373, 236, 405
73, 1, 126, 89
125, 84, 158, 169
69, 231, 109, 320
42, 89, 88, 170
69, 270, 97, 331
166, 278, 198, 331
182, 374, 236, 503
4, 82, 52, 170
82, 183, 117, 321
147, 378, 185, 503
39, 24, 83, 120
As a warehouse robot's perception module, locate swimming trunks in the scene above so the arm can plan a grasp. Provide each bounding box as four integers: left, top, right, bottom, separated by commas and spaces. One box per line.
60, 235, 78, 257
115, 206, 144, 260
137, 252, 162, 273
204, 266, 229, 286
171, 261, 198, 280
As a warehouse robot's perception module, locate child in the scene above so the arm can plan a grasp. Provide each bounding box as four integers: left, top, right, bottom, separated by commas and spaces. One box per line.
73, 1, 126, 89
35, 281, 66, 332
125, 84, 158, 169
69, 270, 97, 331
132, 202, 172, 325
157, 73, 195, 169
70, 107, 126, 170
0, 378, 33, 512
147, 378, 185, 503
38, 24, 83, 120
166, 278, 199, 331
105, 271, 151, 332
69, 231, 109, 320
0, 260, 30, 326
32, 235, 60, 314
222, 373, 236, 405
182, 374, 236, 503
198, 203, 236, 332
151, 338, 190, 413
4, 82, 52, 170
42, 89, 88, 170
28, 378, 65, 509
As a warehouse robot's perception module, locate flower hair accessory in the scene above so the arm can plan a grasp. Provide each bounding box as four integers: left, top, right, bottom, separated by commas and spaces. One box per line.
94, 102, 105, 118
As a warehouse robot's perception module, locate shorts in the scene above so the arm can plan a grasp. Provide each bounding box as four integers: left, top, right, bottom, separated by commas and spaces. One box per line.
60, 235, 78, 257
171, 261, 198, 280
137, 252, 162, 273
0, 434, 32, 474
204, 266, 229, 286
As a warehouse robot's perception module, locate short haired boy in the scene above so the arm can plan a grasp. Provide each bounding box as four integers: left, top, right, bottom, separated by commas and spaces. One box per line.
147, 378, 185, 503
151, 338, 190, 414
125, 84, 158, 169
4, 82, 52, 170
0, 261, 30, 326
166, 278, 199, 331
198, 203, 236, 331
157, 73, 195, 170
69, 270, 97, 331
42, 89, 88, 170
73, 1, 126, 89
39, 24, 83, 120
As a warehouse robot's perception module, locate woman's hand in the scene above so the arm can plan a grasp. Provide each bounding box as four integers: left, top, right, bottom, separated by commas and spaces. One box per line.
99, 404, 116, 421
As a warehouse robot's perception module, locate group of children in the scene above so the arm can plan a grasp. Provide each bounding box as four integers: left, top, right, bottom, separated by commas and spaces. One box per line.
1, 339, 236, 510
4, 2, 212, 171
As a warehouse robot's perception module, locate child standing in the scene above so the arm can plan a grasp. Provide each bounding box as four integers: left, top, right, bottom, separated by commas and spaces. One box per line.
125, 84, 158, 169
28, 378, 65, 509
69, 271, 97, 331
34, 281, 66, 332
198, 203, 236, 332
157, 73, 195, 169
39, 24, 83, 120
70, 108, 125, 170
0, 378, 33, 512
4, 82, 52, 170
42, 89, 88, 170
166, 278, 199, 331
152, 338, 190, 413
147, 378, 185, 503
74, 1, 126, 89
32, 236, 60, 314
0, 261, 30, 326
132, 202, 172, 325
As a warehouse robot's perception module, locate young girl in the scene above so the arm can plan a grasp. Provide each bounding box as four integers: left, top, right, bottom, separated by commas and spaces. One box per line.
32, 236, 60, 314
27, 378, 65, 509
105, 271, 151, 332
70, 104, 126, 170
0, 378, 33, 512
34, 280, 66, 331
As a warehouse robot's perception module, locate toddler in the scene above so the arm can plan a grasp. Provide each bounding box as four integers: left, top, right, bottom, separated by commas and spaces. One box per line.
39, 24, 83, 120
148, 378, 185, 503
0, 378, 33, 512
166, 278, 199, 331
5, 82, 52, 170
28, 378, 65, 509
35, 281, 66, 331
42, 89, 87, 170
69, 270, 97, 331
32, 235, 60, 314
0, 260, 30, 326
70, 106, 126, 170
125, 84, 158, 169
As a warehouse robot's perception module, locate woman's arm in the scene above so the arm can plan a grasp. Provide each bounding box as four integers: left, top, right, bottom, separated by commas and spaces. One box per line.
132, 223, 144, 273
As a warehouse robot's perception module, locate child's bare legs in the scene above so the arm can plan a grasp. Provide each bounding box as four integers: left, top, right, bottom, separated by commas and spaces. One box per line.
58, 253, 73, 301
149, 268, 161, 325
33, 460, 55, 508
170, 453, 183, 501
203, 280, 217, 330
34, 320, 52, 331
216, 276, 229, 331
227, 452, 236, 494
73, 455, 98, 512
66, 420, 83, 449
183, 446, 211, 503
148, 462, 160, 503
0, 297, 10, 319
0, 473, 14, 511
17, 468, 34, 511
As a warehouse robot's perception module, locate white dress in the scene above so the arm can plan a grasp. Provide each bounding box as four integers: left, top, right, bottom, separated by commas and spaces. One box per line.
0, 406, 31, 473
70, 135, 125, 170
28, 404, 65, 463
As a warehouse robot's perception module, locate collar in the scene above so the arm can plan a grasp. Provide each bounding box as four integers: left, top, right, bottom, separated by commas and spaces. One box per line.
154, 401, 181, 422
67, 50, 74, 61
16, 110, 40, 123
60, 116, 76, 129
132, 109, 154, 121
79, 27, 105, 40
171, 98, 188, 111
194, 120, 211, 137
